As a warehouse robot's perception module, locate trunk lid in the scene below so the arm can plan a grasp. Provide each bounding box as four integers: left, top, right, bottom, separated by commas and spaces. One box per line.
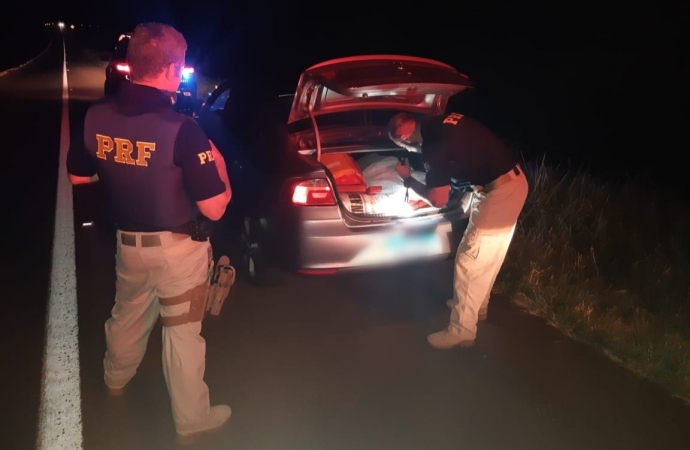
287, 55, 474, 125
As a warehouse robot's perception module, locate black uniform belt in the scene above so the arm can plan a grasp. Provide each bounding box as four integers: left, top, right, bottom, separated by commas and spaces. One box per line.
483, 164, 522, 193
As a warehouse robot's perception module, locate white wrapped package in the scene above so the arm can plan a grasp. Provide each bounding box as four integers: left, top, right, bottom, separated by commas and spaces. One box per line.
360, 154, 424, 182
339, 155, 431, 216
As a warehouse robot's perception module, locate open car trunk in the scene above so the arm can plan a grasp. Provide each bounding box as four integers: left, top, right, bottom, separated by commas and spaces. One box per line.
321, 151, 440, 220
287, 55, 475, 222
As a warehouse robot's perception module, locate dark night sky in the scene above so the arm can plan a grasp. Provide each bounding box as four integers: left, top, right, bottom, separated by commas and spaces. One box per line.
2, 1, 687, 181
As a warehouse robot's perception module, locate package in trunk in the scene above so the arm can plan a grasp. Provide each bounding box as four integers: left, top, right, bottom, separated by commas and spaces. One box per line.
324, 153, 434, 217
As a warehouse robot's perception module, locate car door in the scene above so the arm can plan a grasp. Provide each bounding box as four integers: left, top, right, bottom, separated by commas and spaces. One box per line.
196, 82, 272, 218
198, 80, 258, 167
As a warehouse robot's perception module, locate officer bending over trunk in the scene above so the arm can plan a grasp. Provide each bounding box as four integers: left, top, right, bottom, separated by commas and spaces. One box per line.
388, 111, 528, 349
66, 23, 232, 439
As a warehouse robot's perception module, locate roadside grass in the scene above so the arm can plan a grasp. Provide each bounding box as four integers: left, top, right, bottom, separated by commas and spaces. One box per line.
498, 158, 690, 402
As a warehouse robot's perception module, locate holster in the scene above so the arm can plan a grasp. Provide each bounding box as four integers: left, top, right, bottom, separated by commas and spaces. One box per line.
187, 215, 214, 242
159, 284, 209, 327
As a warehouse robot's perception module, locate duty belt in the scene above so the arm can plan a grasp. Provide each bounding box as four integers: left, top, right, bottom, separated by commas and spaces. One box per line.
120, 232, 189, 247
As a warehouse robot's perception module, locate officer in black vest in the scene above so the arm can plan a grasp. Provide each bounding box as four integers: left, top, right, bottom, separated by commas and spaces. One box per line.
67, 23, 232, 439
388, 111, 528, 349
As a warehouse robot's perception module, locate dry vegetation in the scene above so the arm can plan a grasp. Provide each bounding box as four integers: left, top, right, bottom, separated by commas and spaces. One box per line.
498, 158, 690, 402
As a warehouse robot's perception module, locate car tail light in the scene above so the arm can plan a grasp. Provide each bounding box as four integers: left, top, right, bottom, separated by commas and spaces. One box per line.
291, 179, 336, 206
115, 63, 130, 73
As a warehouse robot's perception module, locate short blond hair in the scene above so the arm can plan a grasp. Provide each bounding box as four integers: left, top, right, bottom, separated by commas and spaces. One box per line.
127, 23, 187, 81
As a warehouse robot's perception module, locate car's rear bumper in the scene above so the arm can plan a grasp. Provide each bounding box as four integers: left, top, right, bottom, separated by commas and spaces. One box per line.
290, 209, 460, 272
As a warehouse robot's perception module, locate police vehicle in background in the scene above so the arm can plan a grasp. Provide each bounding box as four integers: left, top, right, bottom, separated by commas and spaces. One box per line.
102, 33, 199, 115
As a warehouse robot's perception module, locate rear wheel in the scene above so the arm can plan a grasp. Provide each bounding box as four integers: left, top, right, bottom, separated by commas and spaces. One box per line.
240, 216, 282, 287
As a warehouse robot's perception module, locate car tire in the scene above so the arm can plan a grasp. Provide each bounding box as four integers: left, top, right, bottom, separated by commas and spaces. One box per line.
240, 216, 282, 287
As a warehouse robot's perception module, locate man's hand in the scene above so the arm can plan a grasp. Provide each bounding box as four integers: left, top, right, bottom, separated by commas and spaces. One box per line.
396, 160, 411, 181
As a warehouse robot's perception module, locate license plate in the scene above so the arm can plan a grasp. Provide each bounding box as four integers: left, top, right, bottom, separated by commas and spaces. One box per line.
385, 230, 442, 258
349, 229, 444, 266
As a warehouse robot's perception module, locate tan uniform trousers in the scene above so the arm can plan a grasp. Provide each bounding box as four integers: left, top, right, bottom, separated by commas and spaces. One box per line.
103, 230, 213, 433
448, 167, 529, 340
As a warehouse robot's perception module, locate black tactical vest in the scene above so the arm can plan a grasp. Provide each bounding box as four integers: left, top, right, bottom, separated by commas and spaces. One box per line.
83, 99, 199, 232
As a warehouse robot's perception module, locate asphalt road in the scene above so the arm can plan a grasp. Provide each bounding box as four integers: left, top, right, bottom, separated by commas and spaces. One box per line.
1, 33, 690, 450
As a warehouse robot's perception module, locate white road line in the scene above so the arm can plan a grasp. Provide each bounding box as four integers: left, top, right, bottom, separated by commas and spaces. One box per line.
36, 36, 83, 450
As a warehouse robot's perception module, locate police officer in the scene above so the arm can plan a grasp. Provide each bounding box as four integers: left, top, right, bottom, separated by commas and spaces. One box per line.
67, 23, 232, 438
388, 111, 528, 349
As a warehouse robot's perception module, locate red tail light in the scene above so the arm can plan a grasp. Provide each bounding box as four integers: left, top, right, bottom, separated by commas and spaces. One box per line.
115, 63, 130, 73
291, 179, 336, 206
